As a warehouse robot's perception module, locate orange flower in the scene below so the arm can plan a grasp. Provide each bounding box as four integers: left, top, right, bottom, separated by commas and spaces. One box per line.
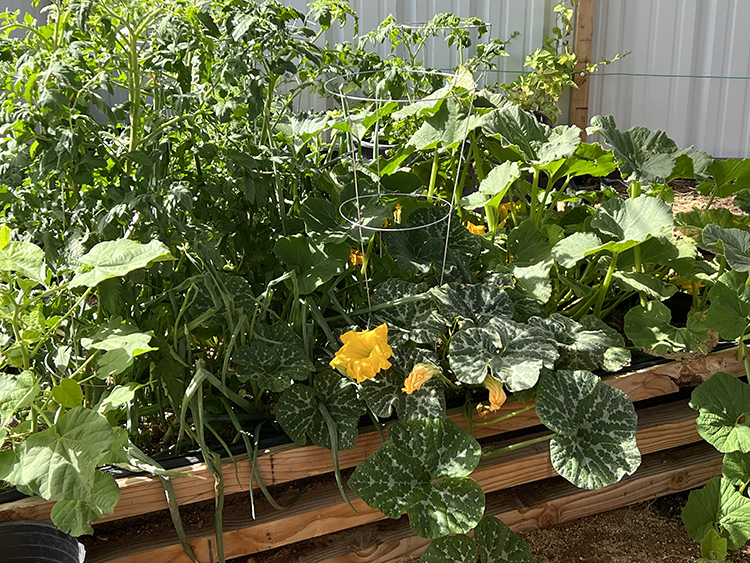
402, 363, 439, 394
349, 248, 364, 266
394, 204, 403, 224
329, 323, 393, 383
466, 221, 486, 236
476, 376, 507, 416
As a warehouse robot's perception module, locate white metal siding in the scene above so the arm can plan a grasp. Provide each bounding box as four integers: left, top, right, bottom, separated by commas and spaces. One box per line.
589, 0, 750, 158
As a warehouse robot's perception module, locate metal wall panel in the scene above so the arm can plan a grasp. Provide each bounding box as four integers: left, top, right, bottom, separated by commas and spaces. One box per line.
589, 0, 750, 158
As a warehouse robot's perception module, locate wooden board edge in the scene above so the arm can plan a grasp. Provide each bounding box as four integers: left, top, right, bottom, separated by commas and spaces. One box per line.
0, 347, 739, 527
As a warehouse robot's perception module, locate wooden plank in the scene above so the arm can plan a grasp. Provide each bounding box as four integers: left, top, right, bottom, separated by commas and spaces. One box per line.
85, 398, 704, 563
571, 0, 595, 136
248, 441, 722, 563
1, 348, 740, 527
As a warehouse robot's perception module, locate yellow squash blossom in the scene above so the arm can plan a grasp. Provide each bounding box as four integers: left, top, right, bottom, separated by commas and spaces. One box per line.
402, 363, 439, 394
476, 375, 507, 416
349, 248, 364, 266
498, 202, 513, 228
330, 323, 393, 383
466, 221, 486, 236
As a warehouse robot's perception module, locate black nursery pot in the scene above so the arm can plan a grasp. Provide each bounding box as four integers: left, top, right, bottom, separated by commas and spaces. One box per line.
0, 521, 86, 563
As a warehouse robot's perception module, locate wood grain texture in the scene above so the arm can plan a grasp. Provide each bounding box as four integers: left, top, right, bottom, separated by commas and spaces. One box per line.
252, 441, 723, 563
86, 398, 705, 563
571, 0, 595, 136
0, 348, 739, 528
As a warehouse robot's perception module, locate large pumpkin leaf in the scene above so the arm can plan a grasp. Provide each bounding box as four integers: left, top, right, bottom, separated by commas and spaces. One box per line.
705, 270, 750, 340
702, 224, 750, 272
234, 323, 314, 392
552, 232, 603, 269
371, 279, 446, 344
273, 235, 350, 295
588, 115, 687, 183
475, 515, 535, 563
385, 208, 481, 283
431, 279, 514, 324
359, 344, 444, 421
275, 371, 365, 450
624, 301, 714, 357
71, 239, 174, 288
349, 418, 483, 538
578, 315, 631, 372
482, 104, 579, 164
536, 370, 641, 489
19, 407, 114, 500
458, 161, 521, 210
590, 196, 674, 254
697, 159, 750, 199
418, 516, 534, 563
420, 534, 477, 563
682, 476, 750, 550
690, 372, 750, 454
448, 316, 558, 390
541, 142, 617, 187
528, 314, 613, 371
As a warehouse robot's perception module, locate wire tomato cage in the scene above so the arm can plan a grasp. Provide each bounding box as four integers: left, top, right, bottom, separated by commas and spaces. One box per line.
323, 68, 478, 321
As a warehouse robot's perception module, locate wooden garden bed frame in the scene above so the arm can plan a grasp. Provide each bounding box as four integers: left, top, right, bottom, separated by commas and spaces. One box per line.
0, 346, 744, 562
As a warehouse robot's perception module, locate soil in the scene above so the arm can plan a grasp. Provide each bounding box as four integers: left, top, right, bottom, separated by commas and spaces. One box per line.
516, 491, 750, 563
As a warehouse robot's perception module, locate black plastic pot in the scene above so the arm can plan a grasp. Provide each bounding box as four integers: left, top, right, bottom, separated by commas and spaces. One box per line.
0, 521, 86, 562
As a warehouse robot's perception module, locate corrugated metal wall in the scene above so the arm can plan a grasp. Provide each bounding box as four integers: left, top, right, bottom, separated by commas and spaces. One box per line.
589, 0, 750, 158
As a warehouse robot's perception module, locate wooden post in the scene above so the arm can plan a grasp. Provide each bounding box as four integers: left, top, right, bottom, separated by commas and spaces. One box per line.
572, 0, 595, 138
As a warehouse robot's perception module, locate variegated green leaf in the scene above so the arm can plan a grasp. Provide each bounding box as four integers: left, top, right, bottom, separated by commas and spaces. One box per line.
536, 370, 641, 489
448, 317, 558, 390
372, 279, 446, 344
359, 368, 445, 421
690, 372, 750, 454
475, 516, 535, 563
275, 371, 365, 450
431, 280, 514, 324
419, 534, 476, 563
579, 315, 631, 372
234, 323, 314, 392
349, 418, 483, 538
385, 208, 481, 284
528, 314, 615, 371
406, 476, 485, 539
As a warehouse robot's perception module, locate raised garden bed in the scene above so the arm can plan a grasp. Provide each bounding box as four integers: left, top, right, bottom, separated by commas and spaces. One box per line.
0, 346, 736, 562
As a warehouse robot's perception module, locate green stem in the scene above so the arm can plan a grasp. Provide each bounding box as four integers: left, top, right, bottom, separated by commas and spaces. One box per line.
633, 245, 647, 307
427, 150, 440, 197
470, 403, 536, 427
482, 433, 554, 459
529, 169, 540, 225
593, 252, 619, 318
29, 287, 93, 360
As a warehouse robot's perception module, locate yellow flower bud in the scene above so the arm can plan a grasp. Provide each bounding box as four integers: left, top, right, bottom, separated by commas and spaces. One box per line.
466, 221, 486, 236
402, 363, 439, 394
476, 376, 507, 416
